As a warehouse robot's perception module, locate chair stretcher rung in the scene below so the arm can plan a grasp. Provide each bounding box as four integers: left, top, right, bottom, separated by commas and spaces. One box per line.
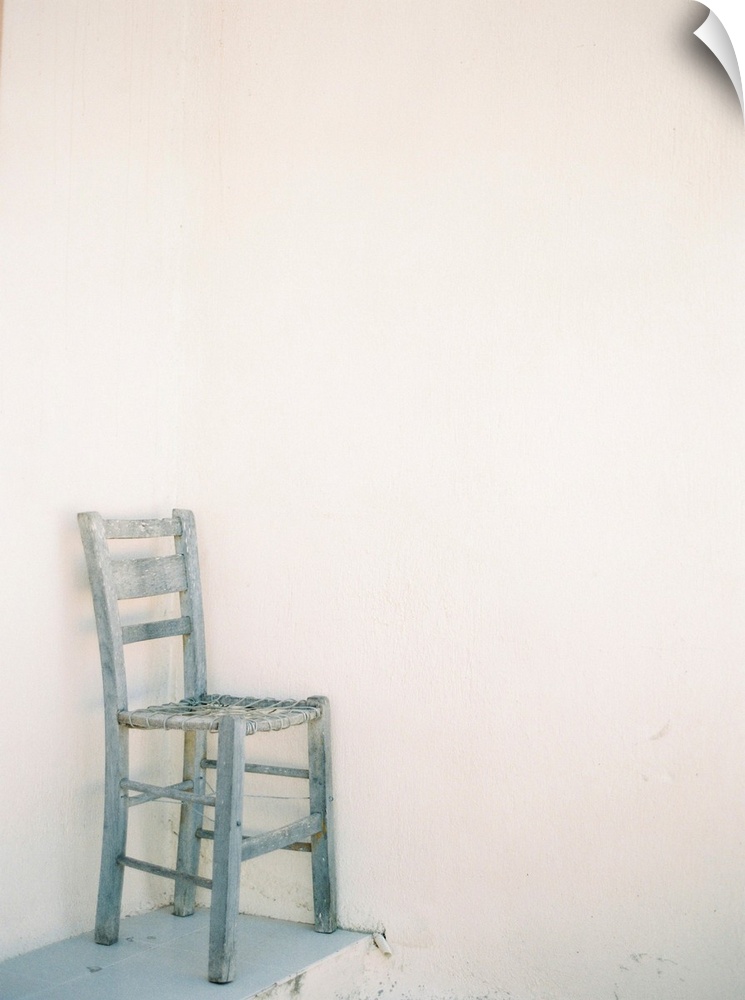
121, 779, 216, 807
125, 779, 195, 807
241, 814, 322, 861
197, 830, 313, 853
201, 759, 310, 780
119, 855, 213, 889
195, 815, 322, 859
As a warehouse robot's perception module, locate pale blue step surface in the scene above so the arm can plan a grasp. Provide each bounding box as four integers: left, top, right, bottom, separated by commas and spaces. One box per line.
0, 908, 368, 1000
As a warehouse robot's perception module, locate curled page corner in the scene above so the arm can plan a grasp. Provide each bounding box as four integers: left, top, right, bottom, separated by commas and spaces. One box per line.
693, 4, 744, 115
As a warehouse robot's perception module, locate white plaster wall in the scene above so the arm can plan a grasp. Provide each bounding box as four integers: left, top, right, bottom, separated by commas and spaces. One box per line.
0, 0, 200, 958
3, 2, 745, 999
180, 2, 745, 998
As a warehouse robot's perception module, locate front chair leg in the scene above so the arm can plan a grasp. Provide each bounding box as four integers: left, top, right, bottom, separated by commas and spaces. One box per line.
95, 726, 129, 945
307, 696, 337, 933
208, 715, 246, 984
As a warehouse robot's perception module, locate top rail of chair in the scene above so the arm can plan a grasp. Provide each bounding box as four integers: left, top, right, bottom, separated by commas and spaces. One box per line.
97, 516, 187, 540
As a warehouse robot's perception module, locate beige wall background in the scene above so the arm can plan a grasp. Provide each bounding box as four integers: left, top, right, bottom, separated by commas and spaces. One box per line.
1, 3, 744, 999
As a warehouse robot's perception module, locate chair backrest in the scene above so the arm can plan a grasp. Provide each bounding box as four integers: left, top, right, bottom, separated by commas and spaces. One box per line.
78, 509, 207, 714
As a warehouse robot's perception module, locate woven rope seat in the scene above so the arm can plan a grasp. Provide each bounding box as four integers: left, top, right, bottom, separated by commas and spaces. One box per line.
118, 695, 322, 734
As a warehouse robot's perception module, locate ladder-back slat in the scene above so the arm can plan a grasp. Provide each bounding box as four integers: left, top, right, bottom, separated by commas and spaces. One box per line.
122, 616, 192, 645
112, 554, 188, 600
105, 518, 182, 539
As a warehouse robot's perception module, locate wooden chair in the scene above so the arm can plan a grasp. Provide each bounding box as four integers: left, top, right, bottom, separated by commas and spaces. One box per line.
78, 509, 336, 984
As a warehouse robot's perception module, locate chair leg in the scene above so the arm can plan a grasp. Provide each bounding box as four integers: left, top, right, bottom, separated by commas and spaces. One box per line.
307, 696, 337, 933
208, 715, 246, 984
174, 729, 207, 916
95, 725, 129, 945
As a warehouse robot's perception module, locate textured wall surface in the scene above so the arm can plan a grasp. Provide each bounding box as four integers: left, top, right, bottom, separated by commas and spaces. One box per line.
2, 3, 744, 998
0, 0, 198, 957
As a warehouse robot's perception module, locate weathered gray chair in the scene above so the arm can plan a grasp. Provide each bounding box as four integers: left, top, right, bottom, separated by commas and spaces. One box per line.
78, 509, 336, 984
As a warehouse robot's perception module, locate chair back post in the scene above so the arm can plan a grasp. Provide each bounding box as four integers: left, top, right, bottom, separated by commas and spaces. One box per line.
78, 511, 129, 714
173, 509, 207, 700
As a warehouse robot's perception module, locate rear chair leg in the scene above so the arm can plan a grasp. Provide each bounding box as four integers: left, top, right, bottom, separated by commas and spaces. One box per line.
208, 716, 246, 984
174, 729, 207, 916
95, 725, 129, 945
307, 696, 337, 933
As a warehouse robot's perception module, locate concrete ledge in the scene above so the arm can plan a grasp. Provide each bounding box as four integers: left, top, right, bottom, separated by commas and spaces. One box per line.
0, 908, 371, 1000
